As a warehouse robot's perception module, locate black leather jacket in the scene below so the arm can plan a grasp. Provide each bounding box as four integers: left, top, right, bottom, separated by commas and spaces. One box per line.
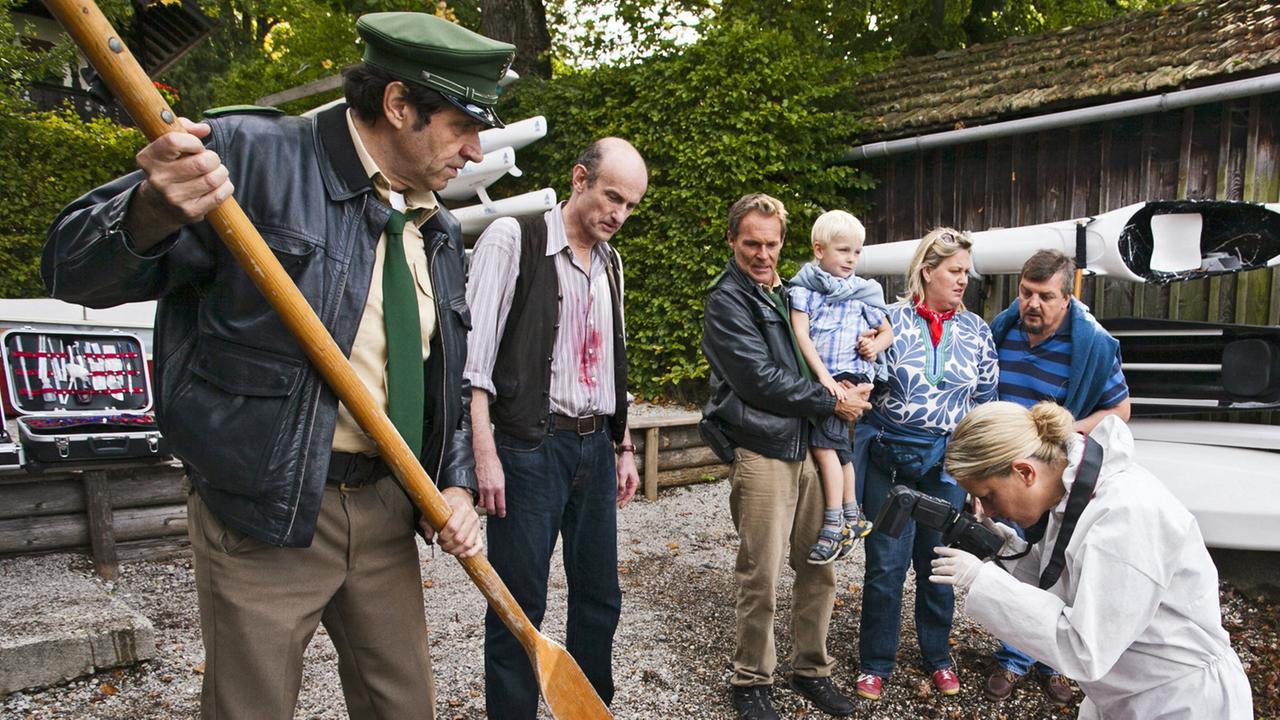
701, 260, 837, 461
42, 104, 476, 547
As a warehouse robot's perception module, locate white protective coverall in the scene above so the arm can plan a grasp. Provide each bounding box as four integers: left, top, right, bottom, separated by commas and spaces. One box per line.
964, 416, 1253, 720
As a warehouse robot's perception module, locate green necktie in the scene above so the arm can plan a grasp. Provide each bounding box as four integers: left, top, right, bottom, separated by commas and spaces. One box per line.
382, 209, 424, 457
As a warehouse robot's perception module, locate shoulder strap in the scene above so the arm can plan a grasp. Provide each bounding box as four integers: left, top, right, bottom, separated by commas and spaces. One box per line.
1037, 435, 1103, 590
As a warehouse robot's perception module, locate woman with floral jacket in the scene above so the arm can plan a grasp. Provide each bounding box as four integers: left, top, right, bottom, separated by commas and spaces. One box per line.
853, 228, 999, 702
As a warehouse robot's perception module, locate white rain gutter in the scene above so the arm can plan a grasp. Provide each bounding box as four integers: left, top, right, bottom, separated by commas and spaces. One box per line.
842, 71, 1280, 162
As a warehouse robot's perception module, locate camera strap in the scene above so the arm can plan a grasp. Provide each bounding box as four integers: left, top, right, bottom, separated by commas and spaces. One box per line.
1026, 435, 1103, 590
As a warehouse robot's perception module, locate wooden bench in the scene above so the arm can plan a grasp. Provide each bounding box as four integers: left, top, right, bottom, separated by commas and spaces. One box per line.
628, 411, 726, 501
0, 459, 187, 580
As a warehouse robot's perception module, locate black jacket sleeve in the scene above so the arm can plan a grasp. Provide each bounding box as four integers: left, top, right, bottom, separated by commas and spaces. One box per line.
702, 285, 836, 419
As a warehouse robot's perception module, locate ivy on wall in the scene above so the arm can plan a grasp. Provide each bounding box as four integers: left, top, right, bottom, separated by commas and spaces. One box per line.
2, 13, 874, 401
0, 110, 143, 298
497, 16, 874, 399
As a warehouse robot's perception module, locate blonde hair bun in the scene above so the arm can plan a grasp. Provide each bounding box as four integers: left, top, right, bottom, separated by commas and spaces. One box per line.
1029, 401, 1075, 446
946, 400, 1073, 484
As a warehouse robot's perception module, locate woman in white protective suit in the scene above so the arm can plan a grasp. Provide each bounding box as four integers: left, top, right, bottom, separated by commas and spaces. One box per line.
930, 401, 1252, 720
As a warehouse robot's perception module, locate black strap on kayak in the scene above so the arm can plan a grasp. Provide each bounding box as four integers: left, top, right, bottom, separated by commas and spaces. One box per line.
1075, 218, 1092, 271
1000, 435, 1103, 590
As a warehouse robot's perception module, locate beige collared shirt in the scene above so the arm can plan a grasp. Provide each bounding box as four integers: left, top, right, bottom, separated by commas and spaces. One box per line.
331, 110, 438, 455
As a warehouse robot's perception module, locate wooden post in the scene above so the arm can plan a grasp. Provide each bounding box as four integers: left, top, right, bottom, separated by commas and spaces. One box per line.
83, 470, 118, 580
644, 427, 660, 502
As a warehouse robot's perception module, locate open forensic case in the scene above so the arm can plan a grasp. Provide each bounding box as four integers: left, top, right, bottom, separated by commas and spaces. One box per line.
2, 327, 170, 468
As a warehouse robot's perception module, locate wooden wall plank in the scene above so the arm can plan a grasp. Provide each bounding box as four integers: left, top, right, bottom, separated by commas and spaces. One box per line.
882, 159, 896, 245
1170, 107, 1195, 320
1218, 101, 1249, 323
914, 151, 927, 239
0, 504, 187, 555
1100, 117, 1145, 319
933, 148, 948, 230
1256, 93, 1280, 327
1242, 94, 1280, 327
0, 472, 186, 520
1144, 109, 1184, 319
1179, 103, 1225, 320
864, 158, 888, 248
957, 142, 987, 234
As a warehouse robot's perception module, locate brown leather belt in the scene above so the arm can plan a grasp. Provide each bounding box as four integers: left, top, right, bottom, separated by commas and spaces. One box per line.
549, 413, 609, 436
326, 452, 389, 491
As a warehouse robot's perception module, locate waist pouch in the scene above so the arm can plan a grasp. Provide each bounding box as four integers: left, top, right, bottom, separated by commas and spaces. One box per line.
867, 419, 948, 480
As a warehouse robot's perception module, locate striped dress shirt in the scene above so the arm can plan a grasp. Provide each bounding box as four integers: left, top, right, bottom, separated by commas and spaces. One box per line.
465, 206, 621, 418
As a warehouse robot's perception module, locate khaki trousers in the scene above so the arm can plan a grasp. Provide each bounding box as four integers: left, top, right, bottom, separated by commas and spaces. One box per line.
188, 479, 435, 719
728, 448, 837, 686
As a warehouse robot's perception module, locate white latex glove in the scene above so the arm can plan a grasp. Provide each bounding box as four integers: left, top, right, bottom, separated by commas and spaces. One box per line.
930, 546, 984, 589
981, 517, 1028, 556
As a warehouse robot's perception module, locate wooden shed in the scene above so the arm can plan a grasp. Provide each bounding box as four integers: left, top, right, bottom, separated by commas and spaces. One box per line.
846, 0, 1280, 333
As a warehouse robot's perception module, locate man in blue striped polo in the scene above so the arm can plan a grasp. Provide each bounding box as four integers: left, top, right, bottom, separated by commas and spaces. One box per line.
985, 248, 1130, 706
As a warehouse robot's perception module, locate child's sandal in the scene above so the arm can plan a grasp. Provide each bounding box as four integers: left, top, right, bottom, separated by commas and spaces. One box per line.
807, 526, 844, 565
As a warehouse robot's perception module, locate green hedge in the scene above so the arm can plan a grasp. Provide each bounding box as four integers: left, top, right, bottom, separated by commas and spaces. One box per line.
0, 109, 144, 297
2, 15, 873, 402
497, 17, 873, 399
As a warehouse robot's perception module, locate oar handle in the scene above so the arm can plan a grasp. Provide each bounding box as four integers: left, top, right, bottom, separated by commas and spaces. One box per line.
43, 0, 538, 643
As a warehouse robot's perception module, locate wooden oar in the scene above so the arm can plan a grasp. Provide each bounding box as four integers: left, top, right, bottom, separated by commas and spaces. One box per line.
41, 1, 612, 717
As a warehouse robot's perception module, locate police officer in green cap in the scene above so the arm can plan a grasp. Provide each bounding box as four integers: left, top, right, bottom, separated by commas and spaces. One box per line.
44, 12, 514, 720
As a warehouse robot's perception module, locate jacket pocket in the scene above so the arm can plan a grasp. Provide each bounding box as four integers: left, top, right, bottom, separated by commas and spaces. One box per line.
165, 334, 305, 497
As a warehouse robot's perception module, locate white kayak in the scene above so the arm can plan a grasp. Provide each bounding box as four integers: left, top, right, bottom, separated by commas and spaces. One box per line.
1130, 418, 1280, 551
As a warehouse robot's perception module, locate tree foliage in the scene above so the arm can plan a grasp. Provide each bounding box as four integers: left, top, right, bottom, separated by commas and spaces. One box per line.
3, 0, 1180, 396
496, 14, 874, 397
0, 110, 143, 297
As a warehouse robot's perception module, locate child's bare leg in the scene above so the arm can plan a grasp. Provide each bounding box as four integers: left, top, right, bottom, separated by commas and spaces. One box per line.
842, 461, 855, 507
814, 446, 845, 511
807, 447, 847, 565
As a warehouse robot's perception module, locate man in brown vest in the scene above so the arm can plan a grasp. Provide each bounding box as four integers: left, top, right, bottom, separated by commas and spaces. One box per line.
464, 137, 648, 719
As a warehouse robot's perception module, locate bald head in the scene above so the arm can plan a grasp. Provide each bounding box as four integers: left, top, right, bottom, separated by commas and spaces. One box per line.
574, 137, 648, 190
565, 137, 648, 246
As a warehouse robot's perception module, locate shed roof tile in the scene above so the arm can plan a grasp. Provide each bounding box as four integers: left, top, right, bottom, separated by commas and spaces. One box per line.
856, 0, 1280, 138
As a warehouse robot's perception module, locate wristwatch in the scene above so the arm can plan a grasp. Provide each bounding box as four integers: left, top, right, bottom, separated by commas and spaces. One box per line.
615, 443, 636, 455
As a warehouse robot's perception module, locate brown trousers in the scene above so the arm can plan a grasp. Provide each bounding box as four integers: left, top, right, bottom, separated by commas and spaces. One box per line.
188, 479, 435, 719
728, 448, 837, 687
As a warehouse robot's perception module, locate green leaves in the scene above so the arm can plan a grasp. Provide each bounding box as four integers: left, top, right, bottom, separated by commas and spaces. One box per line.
0, 110, 143, 297
497, 16, 873, 399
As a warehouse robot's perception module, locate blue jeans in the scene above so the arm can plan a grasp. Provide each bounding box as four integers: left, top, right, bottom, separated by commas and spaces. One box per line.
484, 426, 621, 720
995, 642, 1058, 676
858, 460, 966, 677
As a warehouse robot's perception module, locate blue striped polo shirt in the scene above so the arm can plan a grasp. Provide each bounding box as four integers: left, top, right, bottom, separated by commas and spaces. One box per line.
996, 311, 1129, 410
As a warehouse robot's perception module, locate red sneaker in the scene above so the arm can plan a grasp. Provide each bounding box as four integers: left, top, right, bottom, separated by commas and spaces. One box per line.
854, 673, 883, 701
932, 668, 961, 696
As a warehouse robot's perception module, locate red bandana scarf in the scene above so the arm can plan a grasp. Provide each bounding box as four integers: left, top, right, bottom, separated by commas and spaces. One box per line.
914, 298, 956, 347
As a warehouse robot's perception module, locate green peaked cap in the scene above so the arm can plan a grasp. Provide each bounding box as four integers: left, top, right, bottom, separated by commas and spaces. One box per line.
357, 12, 515, 127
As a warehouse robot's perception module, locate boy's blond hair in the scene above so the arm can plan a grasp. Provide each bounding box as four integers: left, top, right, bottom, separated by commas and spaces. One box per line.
811, 210, 865, 250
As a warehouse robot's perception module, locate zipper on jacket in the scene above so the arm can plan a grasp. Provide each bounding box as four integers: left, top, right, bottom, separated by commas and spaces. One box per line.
430, 238, 448, 480
281, 193, 368, 541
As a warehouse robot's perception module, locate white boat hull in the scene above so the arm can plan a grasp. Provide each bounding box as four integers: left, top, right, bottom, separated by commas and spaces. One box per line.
1130, 419, 1280, 551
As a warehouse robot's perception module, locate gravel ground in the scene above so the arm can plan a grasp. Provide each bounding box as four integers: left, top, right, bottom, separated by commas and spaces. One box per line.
4, 476, 1278, 719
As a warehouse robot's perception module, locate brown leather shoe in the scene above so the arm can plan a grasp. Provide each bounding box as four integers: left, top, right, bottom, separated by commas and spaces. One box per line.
1038, 672, 1076, 706
983, 667, 1023, 701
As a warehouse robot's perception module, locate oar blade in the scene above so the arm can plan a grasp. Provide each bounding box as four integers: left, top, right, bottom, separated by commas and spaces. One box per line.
533, 635, 612, 720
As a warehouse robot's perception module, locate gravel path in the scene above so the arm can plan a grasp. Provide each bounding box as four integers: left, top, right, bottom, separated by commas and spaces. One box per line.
4, 478, 1277, 719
